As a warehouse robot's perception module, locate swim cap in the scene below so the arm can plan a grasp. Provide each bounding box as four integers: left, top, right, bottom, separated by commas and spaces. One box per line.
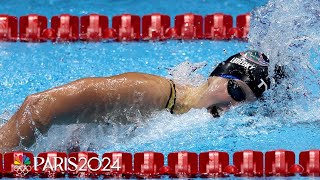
210, 50, 270, 98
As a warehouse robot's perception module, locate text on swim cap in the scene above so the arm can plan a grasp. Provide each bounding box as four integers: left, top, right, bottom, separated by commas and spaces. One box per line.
258, 78, 268, 91
230, 57, 256, 70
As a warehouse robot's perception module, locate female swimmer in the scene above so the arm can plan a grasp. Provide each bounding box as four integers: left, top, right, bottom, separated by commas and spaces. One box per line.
0, 50, 272, 151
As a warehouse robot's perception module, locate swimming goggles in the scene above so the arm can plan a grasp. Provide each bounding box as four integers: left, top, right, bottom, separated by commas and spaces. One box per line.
219, 74, 246, 102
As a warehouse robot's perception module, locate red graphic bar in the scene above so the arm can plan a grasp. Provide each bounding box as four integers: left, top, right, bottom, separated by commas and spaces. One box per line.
0, 150, 320, 177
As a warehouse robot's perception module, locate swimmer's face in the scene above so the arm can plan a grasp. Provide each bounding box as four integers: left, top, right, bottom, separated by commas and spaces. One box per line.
196, 76, 257, 117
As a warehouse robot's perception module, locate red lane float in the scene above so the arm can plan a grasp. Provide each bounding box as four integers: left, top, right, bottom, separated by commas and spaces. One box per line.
112, 14, 140, 41
168, 151, 198, 178
68, 152, 99, 178
142, 13, 171, 40
174, 13, 203, 39
134, 151, 164, 178
49, 14, 79, 42
101, 151, 132, 178
233, 150, 263, 177
265, 150, 303, 176
199, 151, 229, 177
204, 13, 233, 40
0, 13, 252, 42
19, 14, 47, 42
228, 27, 242, 39
36, 152, 67, 178
300, 150, 320, 176
3, 152, 34, 178
265, 150, 294, 176
0, 15, 18, 41
80, 14, 109, 41
236, 13, 250, 40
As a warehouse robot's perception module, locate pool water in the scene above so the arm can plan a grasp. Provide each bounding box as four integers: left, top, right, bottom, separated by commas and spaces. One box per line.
1, 0, 320, 178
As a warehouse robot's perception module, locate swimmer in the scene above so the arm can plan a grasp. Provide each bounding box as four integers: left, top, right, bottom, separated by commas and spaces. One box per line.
0, 50, 274, 152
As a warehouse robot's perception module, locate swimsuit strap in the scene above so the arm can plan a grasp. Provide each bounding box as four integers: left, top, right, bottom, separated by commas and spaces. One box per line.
165, 80, 176, 114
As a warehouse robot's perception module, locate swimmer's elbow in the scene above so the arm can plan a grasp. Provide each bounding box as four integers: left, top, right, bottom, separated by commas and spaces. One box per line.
22, 94, 52, 133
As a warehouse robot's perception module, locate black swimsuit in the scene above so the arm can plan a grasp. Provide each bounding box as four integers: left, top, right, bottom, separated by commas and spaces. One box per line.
165, 80, 176, 114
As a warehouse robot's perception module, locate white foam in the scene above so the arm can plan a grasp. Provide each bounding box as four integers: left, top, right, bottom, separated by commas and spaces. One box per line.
166, 61, 207, 86
248, 0, 320, 124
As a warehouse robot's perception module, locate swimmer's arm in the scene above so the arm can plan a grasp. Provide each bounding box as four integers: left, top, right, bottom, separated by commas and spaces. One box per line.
0, 73, 171, 151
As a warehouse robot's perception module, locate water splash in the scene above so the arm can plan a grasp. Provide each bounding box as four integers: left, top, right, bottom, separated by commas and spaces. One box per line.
0, 111, 11, 127
249, 0, 320, 124
166, 61, 207, 86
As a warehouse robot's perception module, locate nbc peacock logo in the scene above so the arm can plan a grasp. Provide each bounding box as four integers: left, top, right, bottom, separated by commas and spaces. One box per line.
13, 154, 33, 177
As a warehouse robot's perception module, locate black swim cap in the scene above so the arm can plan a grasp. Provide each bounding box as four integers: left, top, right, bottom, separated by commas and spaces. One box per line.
210, 50, 270, 98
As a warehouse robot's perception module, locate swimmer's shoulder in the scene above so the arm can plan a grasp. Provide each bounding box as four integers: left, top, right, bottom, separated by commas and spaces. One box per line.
114, 72, 169, 82
111, 72, 174, 93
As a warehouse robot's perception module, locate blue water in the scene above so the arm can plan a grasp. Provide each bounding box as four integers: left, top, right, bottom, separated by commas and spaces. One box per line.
1, 0, 320, 178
